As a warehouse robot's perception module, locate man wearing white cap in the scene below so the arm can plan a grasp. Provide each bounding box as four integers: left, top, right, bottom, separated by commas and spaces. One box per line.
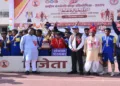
68, 26, 84, 75
20, 28, 39, 75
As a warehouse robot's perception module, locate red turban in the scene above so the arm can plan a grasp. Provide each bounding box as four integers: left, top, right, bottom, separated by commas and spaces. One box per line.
89, 28, 96, 33
89, 23, 97, 32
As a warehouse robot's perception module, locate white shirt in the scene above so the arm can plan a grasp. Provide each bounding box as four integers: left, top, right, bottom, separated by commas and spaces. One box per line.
20, 34, 38, 61
82, 33, 88, 39
20, 34, 38, 51
69, 34, 84, 51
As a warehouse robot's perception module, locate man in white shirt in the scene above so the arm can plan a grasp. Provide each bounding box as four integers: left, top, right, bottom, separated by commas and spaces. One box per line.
20, 28, 39, 75
68, 26, 84, 75
82, 28, 89, 39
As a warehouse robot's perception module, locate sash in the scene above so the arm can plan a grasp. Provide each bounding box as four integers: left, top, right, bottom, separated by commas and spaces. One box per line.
88, 37, 100, 50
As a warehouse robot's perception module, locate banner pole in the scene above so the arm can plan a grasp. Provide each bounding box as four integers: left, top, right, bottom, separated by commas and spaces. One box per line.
9, 0, 14, 30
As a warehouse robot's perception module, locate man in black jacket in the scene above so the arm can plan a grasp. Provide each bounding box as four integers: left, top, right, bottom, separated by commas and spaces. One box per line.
112, 19, 120, 74
68, 26, 84, 75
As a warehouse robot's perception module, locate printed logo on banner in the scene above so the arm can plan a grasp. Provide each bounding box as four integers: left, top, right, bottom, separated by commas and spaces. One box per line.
0, 60, 9, 68
69, 0, 79, 5
110, 0, 119, 5
32, 0, 40, 7
45, 0, 58, 3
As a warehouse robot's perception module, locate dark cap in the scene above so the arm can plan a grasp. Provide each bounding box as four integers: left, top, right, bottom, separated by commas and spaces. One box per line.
105, 28, 111, 31
36, 29, 42, 33
56, 32, 61, 36
84, 28, 89, 30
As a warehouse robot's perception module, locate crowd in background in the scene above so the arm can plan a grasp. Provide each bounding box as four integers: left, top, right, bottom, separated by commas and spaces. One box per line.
0, 20, 118, 57
0, 22, 79, 56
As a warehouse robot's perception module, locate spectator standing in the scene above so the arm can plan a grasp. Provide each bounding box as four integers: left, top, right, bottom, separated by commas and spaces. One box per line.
1, 31, 10, 56
10, 29, 21, 56
64, 26, 72, 35
64, 32, 71, 56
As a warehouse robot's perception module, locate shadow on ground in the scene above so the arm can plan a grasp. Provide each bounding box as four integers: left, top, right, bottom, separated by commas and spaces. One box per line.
0, 73, 26, 85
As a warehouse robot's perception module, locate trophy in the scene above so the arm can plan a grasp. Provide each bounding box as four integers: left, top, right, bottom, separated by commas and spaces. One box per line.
41, 42, 50, 49
7, 39, 10, 44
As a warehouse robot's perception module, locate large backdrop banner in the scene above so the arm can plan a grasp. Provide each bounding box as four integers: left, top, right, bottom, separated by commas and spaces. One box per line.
14, 0, 120, 27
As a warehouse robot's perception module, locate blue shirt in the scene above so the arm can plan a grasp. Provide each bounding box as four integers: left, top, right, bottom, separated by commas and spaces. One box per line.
102, 35, 115, 53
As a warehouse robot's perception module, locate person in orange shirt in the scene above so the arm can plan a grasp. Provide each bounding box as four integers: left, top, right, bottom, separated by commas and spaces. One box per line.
51, 32, 66, 49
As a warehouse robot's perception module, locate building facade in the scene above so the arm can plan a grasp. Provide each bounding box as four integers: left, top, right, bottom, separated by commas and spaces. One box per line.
0, 0, 9, 32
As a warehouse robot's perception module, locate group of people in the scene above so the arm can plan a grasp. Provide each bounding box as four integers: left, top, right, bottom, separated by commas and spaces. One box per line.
68, 19, 120, 77
0, 24, 72, 56
19, 25, 72, 75
19, 19, 120, 76
0, 19, 120, 76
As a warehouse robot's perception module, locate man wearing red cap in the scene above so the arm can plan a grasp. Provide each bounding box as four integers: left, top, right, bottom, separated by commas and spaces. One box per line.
84, 28, 102, 75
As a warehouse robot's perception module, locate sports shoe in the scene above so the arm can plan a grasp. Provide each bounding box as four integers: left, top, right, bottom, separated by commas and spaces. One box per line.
67, 71, 77, 74
25, 71, 30, 75
32, 71, 40, 74
99, 71, 107, 75
79, 72, 84, 75
111, 72, 115, 77
85, 72, 91, 75
93, 73, 99, 76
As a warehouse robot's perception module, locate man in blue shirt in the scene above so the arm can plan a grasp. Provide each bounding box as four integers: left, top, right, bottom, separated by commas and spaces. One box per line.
64, 32, 71, 56
36, 29, 45, 56
10, 29, 21, 56
101, 28, 116, 76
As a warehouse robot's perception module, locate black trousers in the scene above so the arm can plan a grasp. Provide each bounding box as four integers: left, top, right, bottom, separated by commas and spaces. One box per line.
71, 49, 83, 73
116, 48, 120, 71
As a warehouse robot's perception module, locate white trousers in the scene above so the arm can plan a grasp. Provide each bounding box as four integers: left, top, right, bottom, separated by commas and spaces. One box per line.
25, 60, 37, 71
84, 61, 99, 73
